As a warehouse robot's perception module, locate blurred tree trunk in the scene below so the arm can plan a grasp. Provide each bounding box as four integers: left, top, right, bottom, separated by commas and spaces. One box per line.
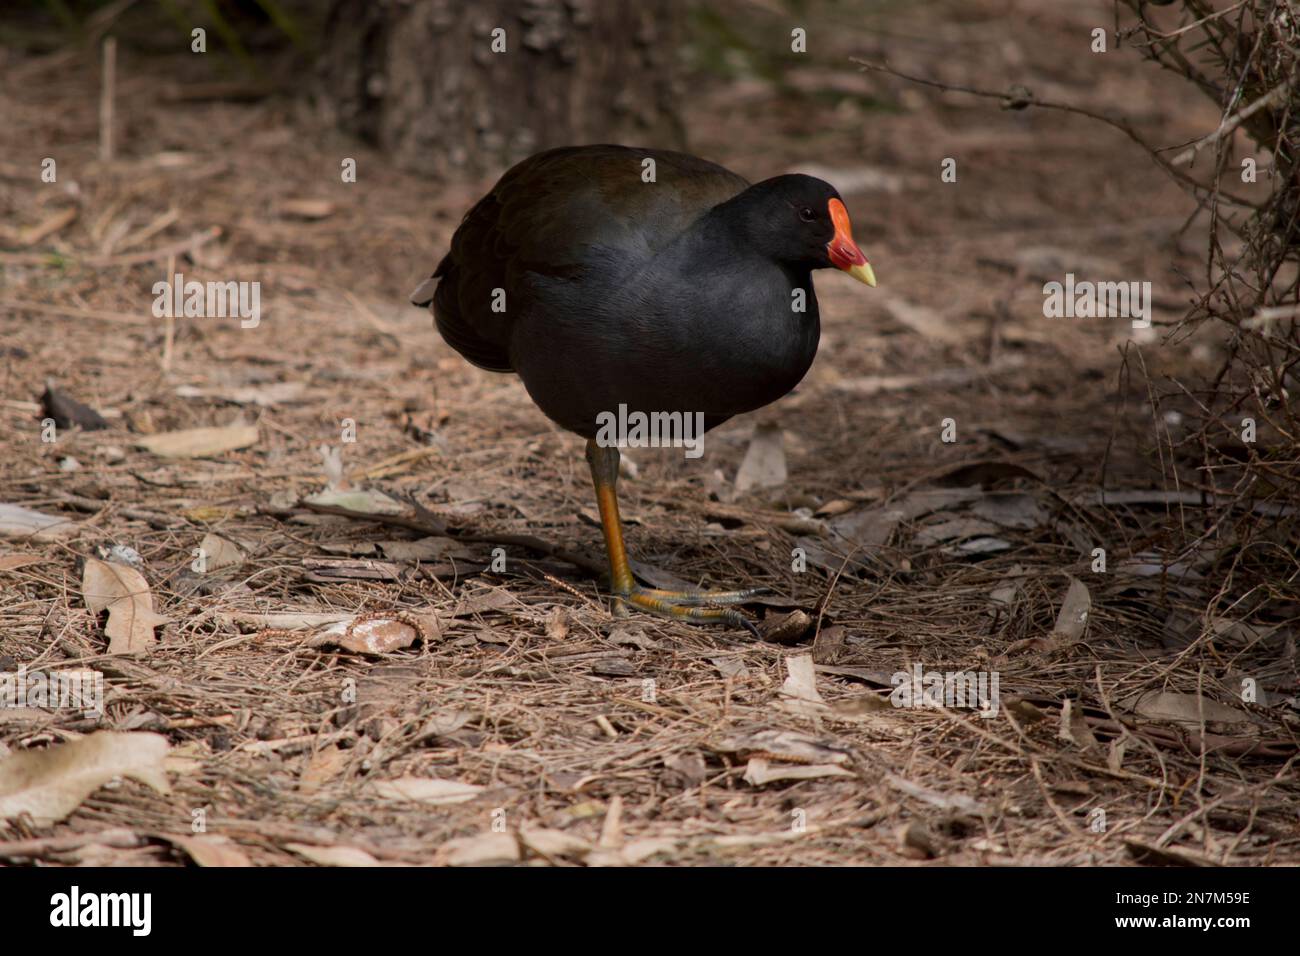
319, 0, 685, 178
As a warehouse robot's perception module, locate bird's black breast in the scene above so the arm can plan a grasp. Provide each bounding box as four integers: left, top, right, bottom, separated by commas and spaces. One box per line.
511, 240, 822, 437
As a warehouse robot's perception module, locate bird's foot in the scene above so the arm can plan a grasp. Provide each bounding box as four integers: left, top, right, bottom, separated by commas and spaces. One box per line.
612, 584, 770, 636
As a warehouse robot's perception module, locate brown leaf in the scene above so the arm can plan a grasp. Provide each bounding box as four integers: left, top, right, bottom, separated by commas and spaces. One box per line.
1058, 698, 1099, 752
165, 833, 253, 867
135, 424, 259, 458
197, 533, 244, 572
279, 199, 336, 220
1123, 691, 1257, 729
308, 618, 418, 655
299, 746, 351, 794
519, 827, 594, 860
777, 653, 829, 718
175, 381, 306, 407
450, 586, 516, 617
713, 729, 851, 765
437, 832, 520, 866
735, 423, 787, 493
286, 843, 389, 867
811, 624, 847, 663
0, 503, 79, 541
370, 776, 483, 805
898, 820, 943, 859
1051, 578, 1092, 644
218, 611, 353, 630
302, 487, 406, 515
81, 558, 168, 654
743, 758, 853, 785
0, 553, 42, 572
759, 609, 812, 645
0, 731, 170, 826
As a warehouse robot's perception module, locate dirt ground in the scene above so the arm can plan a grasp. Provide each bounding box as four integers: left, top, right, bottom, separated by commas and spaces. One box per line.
2, 0, 1297, 866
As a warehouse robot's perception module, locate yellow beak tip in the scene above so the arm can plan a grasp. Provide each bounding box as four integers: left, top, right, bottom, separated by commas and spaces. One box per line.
848, 262, 877, 287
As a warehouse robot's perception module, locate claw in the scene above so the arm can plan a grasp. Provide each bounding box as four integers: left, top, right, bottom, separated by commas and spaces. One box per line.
614, 585, 762, 634
585, 438, 762, 636
634, 585, 772, 607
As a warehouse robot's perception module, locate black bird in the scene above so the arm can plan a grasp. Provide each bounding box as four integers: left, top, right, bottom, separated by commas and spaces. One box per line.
412, 145, 875, 630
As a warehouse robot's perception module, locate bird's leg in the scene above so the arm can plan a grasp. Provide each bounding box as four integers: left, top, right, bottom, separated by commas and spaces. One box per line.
585, 439, 766, 633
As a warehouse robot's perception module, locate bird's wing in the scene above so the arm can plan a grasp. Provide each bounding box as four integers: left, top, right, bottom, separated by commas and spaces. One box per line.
413, 145, 748, 373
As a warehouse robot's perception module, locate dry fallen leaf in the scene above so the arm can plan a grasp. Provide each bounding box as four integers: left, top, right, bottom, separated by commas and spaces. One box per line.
586, 837, 679, 866
135, 424, 259, 458
81, 557, 168, 654
886, 774, 987, 815
378, 536, 475, 562
915, 517, 1000, 547
175, 381, 306, 407
286, 843, 388, 867
743, 758, 854, 786
711, 655, 750, 679
197, 533, 244, 572
164, 833, 253, 867
1051, 577, 1092, 644
812, 624, 847, 663
437, 832, 520, 866
971, 493, 1048, 530
0, 731, 171, 826
519, 827, 594, 860
714, 729, 851, 764
299, 746, 351, 794
898, 820, 943, 859
302, 488, 406, 515
370, 776, 483, 805
1123, 691, 1258, 729
1058, 698, 1099, 752
0, 503, 78, 540
1108, 733, 1131, 773
759, 609, 812, 645
0, 553, 43, 572
735, 423, 787, 493
450, 587, 516, 617
778, 654, 830, 718
218, 611, 354, 630
280, 198, 336, 220
307, 617, 419, 655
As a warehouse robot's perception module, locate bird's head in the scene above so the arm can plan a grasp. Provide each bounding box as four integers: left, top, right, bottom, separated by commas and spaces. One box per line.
741, 174, 877, 287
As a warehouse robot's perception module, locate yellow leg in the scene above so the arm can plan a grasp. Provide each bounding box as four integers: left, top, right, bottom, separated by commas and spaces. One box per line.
585, 439, 764, 634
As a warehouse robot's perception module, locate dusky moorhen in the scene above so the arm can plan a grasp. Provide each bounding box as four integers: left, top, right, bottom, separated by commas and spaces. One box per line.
412, 144, 875, 630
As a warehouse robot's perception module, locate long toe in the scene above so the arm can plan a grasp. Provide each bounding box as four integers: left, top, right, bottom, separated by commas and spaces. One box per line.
635, 585, 772, 607
619, 588, 760, 636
